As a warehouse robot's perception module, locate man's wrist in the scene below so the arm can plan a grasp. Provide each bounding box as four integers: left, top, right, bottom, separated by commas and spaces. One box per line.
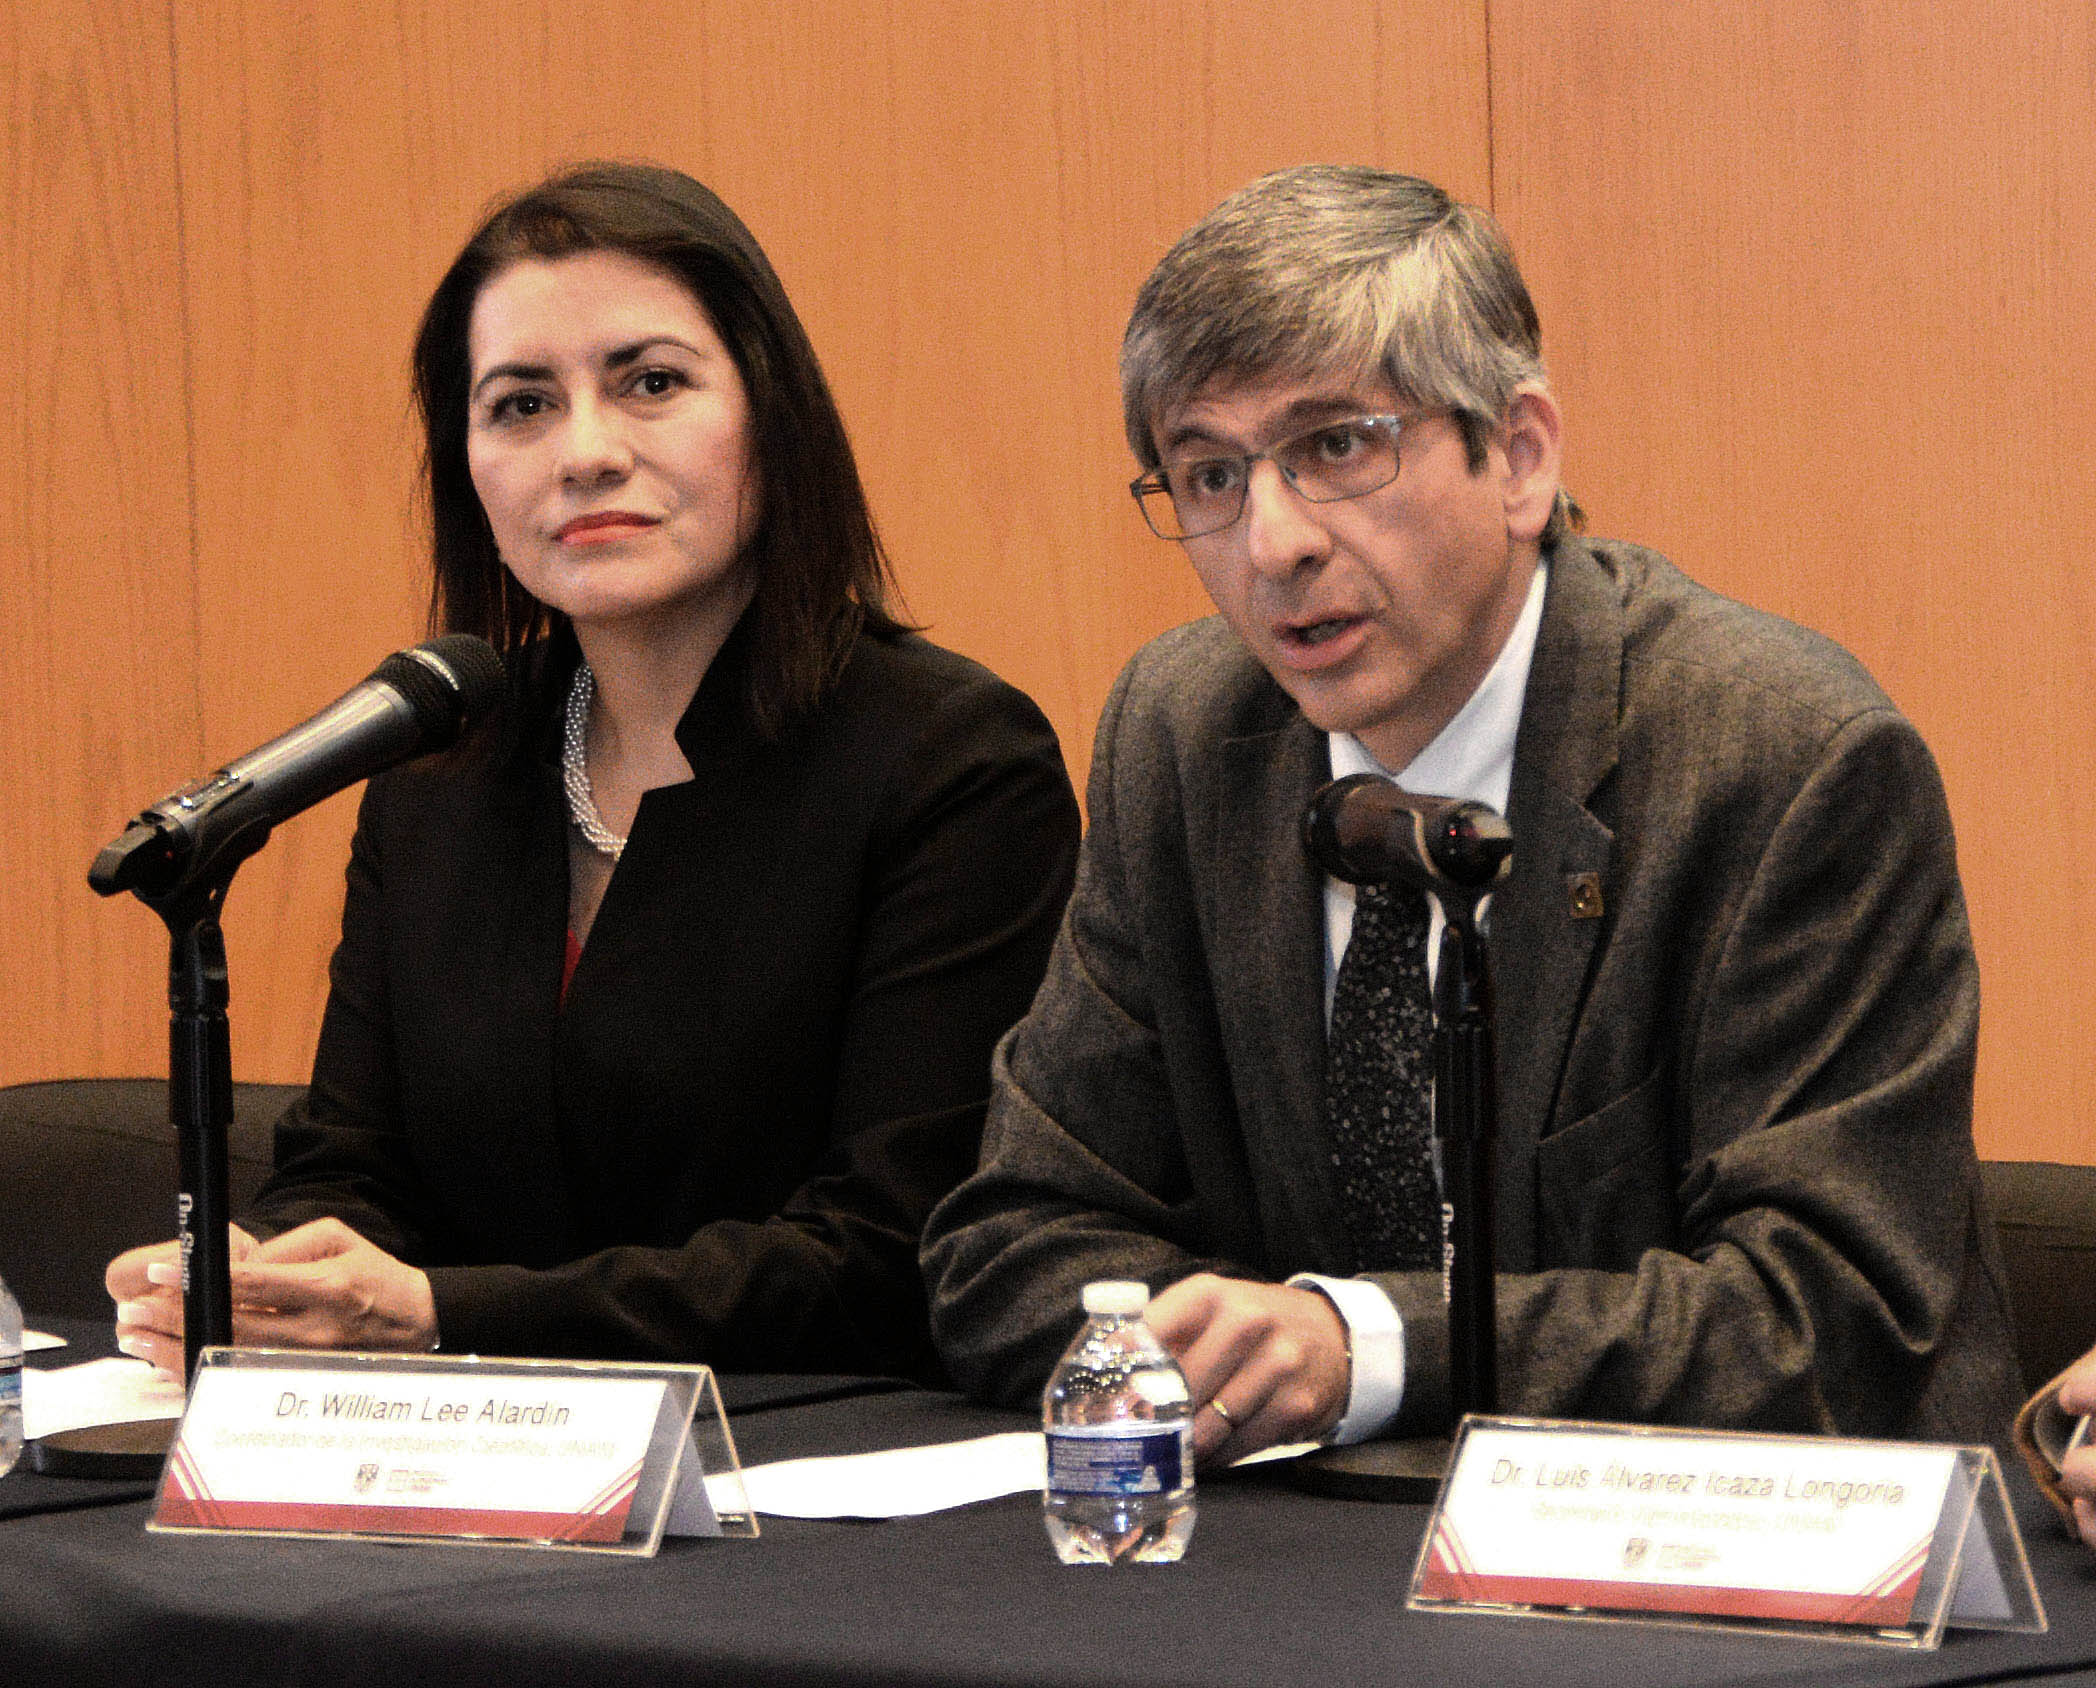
1289, 1273, 1405, 1443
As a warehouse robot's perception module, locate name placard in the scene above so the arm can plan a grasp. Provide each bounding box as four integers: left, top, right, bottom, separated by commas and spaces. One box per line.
149, 1348, 755, 1554
1409, 1416, 2044, 1648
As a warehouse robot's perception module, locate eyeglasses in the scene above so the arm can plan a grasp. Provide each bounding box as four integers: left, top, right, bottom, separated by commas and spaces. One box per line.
1130, 413, 1420, 542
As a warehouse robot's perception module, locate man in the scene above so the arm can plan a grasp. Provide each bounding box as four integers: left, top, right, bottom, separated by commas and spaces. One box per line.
923, 165, 2020, 1461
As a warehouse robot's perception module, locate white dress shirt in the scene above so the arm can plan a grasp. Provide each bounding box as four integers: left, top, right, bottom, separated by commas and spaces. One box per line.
1291, 560, 1548, 1442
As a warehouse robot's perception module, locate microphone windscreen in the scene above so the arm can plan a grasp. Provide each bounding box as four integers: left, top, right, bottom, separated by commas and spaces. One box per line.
1302, 774, 1396, 884
1303, 775, 1514, 891
371, 636, 506, 742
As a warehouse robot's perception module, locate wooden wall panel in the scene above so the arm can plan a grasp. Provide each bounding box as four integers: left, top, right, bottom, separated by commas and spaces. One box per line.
349, 0, 1492, 783
167, 2, 465, 1083
13, 0, 2092, 1174
4, 0, 1488, 1088
1490, 1, 2096, 1161
0, 2, 199, 1076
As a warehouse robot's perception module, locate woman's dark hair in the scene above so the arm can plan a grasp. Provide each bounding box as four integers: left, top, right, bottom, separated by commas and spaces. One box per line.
412, 161, 905, 736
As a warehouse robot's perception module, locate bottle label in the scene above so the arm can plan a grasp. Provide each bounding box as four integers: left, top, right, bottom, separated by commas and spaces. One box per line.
0, 1356, 19, 1409
1045, 1422, 1190, 1498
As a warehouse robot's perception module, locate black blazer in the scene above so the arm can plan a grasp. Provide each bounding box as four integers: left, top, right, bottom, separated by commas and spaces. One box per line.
249, 622, 1079, 1380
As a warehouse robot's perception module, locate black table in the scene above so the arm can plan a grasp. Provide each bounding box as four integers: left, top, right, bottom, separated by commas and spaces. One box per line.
5, 1346, 2096, 1687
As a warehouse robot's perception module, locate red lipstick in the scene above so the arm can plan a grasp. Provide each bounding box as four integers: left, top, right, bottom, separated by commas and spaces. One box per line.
555, 511, 658, 544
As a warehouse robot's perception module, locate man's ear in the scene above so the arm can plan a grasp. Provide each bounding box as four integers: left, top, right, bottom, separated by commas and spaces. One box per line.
1500, 384, 1564, 544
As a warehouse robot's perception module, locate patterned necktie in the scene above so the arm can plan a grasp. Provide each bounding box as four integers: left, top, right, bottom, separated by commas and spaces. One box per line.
1323, 880, 1442, 1271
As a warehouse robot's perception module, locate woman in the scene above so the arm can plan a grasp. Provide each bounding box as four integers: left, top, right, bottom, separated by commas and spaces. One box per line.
108, 163, 1078, 1379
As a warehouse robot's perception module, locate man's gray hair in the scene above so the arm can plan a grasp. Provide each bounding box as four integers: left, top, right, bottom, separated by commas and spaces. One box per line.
1121, 165, 1578, 544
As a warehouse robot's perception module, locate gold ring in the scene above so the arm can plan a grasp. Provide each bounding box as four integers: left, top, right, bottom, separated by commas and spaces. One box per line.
1206, 1398, 1235, 1426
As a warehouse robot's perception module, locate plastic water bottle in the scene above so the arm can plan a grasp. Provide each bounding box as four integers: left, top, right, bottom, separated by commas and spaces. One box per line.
0, 1271, 22, 1478
1042, 1280, 1195, 1564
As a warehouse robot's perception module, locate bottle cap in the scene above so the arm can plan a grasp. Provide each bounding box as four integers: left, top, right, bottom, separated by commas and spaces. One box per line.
1081, 1280, 1150, 1317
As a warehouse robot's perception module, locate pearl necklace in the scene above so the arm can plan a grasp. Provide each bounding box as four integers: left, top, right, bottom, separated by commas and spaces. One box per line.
561, 664, 627, 861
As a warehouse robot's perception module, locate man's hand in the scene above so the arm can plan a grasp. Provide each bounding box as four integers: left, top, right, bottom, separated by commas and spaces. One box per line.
2055, 1351, 2096, 1549
107, 1219, 436, 1373
1144, 1274, 1350, 1465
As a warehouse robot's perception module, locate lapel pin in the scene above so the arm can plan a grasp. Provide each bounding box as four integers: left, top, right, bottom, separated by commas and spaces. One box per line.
1567, 872, 1604, 920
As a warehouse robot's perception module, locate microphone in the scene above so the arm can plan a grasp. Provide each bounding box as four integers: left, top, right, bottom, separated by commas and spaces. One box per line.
1301, 773, 1513, 895
90, 635, 506, 900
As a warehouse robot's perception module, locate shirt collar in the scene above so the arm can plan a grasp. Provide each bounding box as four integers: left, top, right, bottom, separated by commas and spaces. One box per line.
1327, 559, 1548, 808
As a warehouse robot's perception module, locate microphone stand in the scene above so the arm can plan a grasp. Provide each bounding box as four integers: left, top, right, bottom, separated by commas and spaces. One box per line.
34, 841, 262, 1478
1431, 888, 1498, 1421
156, 873, 241, 1383
1293, 781, 1508, 1501
92, 819, 274, 1384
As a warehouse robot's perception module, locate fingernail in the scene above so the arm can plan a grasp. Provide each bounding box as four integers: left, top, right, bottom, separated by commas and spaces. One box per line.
145, 1262, 180, 1287
115, 1301, 153, 1326
117, 1335, 152, 1360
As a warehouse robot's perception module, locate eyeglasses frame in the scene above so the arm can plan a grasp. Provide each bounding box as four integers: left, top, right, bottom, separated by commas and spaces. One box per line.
1128, 411, 1427, 542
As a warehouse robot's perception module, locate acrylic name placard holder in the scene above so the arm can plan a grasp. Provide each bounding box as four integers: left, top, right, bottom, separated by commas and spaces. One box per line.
1409, 1415, 2044, 1649
149, 1347, 755, 1554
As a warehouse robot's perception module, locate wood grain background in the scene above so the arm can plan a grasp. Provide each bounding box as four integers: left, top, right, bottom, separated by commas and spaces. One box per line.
5, 0, 2087, 1162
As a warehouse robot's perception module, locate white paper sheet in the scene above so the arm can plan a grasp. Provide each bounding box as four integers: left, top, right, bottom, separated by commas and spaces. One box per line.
23, 1330, 68, 1353
704, 1431, 1315, 1520
23, 1356, 186, 1441
711, 1430, 1045, 1519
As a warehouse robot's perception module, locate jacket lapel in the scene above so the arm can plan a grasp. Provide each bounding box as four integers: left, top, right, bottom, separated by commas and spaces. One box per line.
409, 742, 582, 1265
1491, 541, 1620, 1270
1209, 712, 1361, 1277
498, 758, 583, 1256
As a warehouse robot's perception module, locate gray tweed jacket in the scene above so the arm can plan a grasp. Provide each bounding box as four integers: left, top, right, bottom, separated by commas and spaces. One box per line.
924, 536, 2022, 1444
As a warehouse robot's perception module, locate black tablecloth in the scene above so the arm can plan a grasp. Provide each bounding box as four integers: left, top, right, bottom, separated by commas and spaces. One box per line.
0, 1316, 908, 1518
6, 1369, 2096, 1688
